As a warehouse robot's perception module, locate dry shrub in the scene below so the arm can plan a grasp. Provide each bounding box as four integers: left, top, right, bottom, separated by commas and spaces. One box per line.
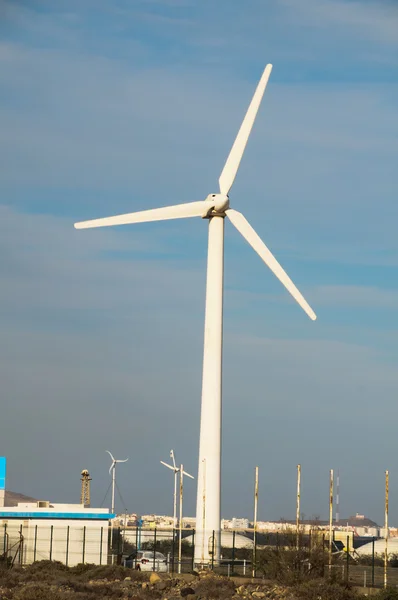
373, 589, 398, 600
194, 575, 236, 599
0, 568, 19, 588
76, 564, 146, 581
294, 579, 357, 600
12, 583, 64, 600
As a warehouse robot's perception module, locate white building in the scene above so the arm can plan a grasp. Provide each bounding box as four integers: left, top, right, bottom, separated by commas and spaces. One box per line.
0, 501, 113, 566
222, 518, 249, 530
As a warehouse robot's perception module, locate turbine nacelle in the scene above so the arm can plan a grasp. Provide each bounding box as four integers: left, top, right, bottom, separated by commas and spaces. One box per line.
205, 194, 229, 215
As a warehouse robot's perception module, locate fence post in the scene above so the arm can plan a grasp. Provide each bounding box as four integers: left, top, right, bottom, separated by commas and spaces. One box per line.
322, 534, 325, 578
153, 528, 157, 572
253, 527, 257, 578
34, 525, 38, 563
211, 530, 215, 571
171, 528, 175, 574
82, 526, 86, 564
372, 537, 375, 587
232, 530, 236, 574
117, 527, 121, 559
346, 536, 349, 584
100, 527, 103, 566
191, 529, 195, 571
50, 525, 53, 561
66, 526, 70, 567
19, 524, 23, 565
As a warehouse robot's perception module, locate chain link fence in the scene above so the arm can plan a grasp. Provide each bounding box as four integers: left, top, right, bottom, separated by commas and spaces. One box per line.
2, 523, 396, 590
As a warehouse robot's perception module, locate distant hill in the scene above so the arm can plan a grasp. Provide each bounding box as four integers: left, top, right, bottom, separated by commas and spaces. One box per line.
4, 491, 37, 507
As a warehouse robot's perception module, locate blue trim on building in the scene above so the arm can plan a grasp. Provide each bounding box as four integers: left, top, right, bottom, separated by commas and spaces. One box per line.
0, 457, 6, 490
0, 512, 115, 520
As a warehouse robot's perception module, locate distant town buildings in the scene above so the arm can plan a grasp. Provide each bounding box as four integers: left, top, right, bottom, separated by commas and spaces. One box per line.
114, 511, 383, 538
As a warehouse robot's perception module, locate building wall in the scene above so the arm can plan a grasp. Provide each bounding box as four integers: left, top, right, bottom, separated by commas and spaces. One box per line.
1, 519, 108, 566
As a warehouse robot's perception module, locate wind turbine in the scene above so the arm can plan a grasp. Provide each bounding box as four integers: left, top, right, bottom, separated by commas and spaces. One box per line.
75, 64, 316, 564
107, 450, 128, 517
160, 449, 194, 529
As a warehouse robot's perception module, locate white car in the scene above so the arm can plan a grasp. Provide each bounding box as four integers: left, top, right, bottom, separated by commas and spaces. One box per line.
125, 550, 168, 572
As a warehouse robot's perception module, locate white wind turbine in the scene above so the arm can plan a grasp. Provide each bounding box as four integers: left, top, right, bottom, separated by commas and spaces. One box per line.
75, 64, 316, 564
160, 449, 194, 529
107, 450, 128, 517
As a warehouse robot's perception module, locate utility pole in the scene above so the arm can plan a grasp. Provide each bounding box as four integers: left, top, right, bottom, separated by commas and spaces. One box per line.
296, 464, 301, 550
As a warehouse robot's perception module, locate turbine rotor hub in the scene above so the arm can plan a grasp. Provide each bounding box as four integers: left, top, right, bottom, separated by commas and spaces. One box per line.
206, 193, 229, 214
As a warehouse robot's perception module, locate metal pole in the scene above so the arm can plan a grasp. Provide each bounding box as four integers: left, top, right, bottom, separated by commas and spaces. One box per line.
252, 466, 259, 578
372, 537, 375, 587
111, 465, 115, 551
178, 464, 184, 574
346, 535, 349, 584
19, 524, 23, 565
296, 464, 301, 550
100, 527, 103, 565
232, 530, 236, 574
66, 526, 69, 567
211, 530, 215, 570
49, 525, 53, 561
202, 458, 206, 564
328, 469, 334, 577
171, 528, 175, 574
191, 529, 195, 571
384, 470, 389, 589
34, 525, 37, 563
153, 528, 157, 571
82, 526, 86, 564
174, 470, 178, 530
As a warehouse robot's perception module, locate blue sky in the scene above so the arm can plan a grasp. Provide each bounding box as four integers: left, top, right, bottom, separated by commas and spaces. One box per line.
1, 0, 398, 526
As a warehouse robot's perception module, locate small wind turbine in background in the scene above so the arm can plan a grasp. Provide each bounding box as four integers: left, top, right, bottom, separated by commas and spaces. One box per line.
160, 450, 194, 528
107, 450, 128, 517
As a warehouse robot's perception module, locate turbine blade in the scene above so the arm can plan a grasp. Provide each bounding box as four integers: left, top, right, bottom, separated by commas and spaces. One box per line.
182, 470, 194, 479
106, 450, 115, 461
116, 458, 128, 463
109, 465, 113, 475
170, 450, 176, 470
74, 201, 215, 230
226, 209, 317, 321
160, 461, 176, 472
219, 64, 273, 196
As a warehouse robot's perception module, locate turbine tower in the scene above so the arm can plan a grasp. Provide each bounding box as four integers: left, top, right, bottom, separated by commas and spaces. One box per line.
107, 450, 128, 516
75, 64, 316, 564
160, 449, 194, 528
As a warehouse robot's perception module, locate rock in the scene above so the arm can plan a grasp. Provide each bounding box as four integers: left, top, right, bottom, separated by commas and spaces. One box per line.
150, 573, 161, 585
124, 576, 132, 581
142, 582, 149, 589
252, 593, 265, 599
237, 586, 246, 595
186, 595, 197, 600
180, 586, 196, 597
156, 581, 167, 591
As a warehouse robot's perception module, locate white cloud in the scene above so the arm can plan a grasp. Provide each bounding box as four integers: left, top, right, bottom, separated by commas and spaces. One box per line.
280, 0, 398, 45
